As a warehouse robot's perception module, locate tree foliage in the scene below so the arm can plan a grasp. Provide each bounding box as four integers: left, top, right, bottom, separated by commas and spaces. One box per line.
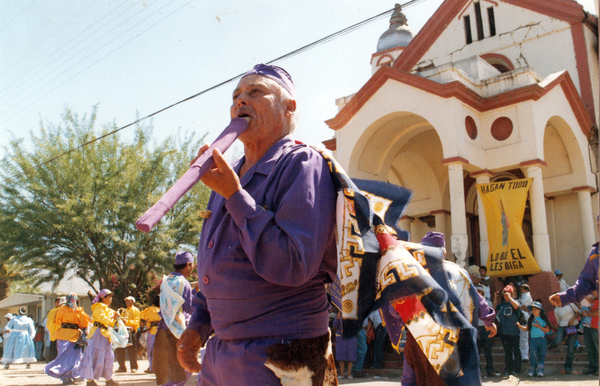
0, 107, 209, 306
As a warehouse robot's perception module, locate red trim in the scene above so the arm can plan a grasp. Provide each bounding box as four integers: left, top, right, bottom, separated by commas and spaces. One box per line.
325, 67, 593, 137
322, 138, 336, 151
376, 54, 395, 66
457, 0, 473, 20
442, 156, 470, 165
480, 53, 515, 71
393, 0, 588, 72
572, 185, 596, 193
372, 46, 404, 58
470, 169, 495, 178
501, 0, 585, 25
520, 159, 548, 168
570, 22, 597, 126
394, 0, 464, 72
430, 209, 451, 215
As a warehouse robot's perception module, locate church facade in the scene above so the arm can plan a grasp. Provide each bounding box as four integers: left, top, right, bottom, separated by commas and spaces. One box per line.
325, 0, 599, 290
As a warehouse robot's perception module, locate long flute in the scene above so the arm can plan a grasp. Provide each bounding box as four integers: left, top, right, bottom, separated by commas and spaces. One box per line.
135, 117, 250, 233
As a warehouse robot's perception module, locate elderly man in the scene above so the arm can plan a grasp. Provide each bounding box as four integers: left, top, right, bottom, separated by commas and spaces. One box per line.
177, 64, 337, 386
115, 296, 140, 373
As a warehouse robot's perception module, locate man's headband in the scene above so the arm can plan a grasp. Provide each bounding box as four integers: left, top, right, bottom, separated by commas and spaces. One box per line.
242, 64, 296, 98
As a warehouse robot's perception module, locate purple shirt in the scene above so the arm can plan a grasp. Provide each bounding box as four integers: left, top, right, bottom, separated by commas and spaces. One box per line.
158, 271, 194, 331
559, 242, 599, 305
187, 135, 337, 341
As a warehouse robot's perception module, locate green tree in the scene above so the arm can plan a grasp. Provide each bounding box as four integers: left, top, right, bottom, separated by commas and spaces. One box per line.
0, 107, 210, 307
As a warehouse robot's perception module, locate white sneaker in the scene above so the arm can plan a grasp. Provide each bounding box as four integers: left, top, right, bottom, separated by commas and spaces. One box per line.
348, 374, 354, 379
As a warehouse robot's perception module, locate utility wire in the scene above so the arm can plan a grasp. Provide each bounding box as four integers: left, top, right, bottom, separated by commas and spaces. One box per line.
1, 0, 425, 184
0, 0, 37, 35
0, 0, 191, 125
0, 0, 157, 107
0, 0, 99, 80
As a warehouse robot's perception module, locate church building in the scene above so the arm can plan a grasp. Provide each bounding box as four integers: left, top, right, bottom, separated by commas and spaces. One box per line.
324, 0, 599, 296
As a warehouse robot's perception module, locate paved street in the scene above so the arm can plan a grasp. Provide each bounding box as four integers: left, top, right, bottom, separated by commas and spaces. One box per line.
1, 360, 599, 386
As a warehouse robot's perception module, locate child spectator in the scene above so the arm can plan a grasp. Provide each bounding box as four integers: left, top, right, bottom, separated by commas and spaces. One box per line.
517, 301, 550, 377
34, 325, 45, 361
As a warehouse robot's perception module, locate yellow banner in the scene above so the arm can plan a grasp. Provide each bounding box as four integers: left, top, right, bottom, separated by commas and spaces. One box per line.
477, 178, 541, 277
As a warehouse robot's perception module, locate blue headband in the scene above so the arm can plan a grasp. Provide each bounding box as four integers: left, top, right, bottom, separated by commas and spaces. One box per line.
242, 64, 296, 98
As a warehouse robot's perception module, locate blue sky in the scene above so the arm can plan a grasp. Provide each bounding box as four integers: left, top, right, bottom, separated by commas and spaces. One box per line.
0, 0, 596, 160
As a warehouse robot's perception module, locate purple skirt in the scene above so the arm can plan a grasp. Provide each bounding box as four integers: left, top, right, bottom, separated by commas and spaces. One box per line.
335, 334, 357, 362
77, 331, 114, 381
44, 340, 84, 380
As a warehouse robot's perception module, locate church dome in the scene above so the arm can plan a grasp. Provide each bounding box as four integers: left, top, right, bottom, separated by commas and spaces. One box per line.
376, 4, 414, 52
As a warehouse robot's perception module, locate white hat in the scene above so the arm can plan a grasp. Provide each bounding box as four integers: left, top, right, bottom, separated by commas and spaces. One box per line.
124, 296, 136, 302
58, 296, 67, 306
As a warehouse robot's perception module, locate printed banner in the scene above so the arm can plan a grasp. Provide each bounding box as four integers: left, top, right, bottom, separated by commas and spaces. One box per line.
477, 178, 541, 277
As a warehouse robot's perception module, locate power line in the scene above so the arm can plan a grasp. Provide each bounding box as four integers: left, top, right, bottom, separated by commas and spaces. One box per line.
0, 0, 99, 80
1, 0, 425, 184
0, 0, 191, 125
0, 0, 37, 35
0, 0, 158, 108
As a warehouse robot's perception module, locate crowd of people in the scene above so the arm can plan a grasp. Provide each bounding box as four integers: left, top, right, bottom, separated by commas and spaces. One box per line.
0, 252, 192, 386
1, 63, 598, 386
466, 264, 599, 379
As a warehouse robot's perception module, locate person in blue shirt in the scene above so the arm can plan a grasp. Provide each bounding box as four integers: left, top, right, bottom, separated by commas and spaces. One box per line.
494, 285, 521, 376
517, 301, 550, 377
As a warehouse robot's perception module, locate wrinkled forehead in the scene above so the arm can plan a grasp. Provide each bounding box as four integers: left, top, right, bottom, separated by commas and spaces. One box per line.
233, 75, 284, 96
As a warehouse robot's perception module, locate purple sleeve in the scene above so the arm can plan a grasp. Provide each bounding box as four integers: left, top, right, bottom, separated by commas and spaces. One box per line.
477, 292, 495, 327
224, 149, 337, 286
559, 245, 598, 305
186, 291, 214, 343
181, 281, 194, 323
333, 316, 341, 331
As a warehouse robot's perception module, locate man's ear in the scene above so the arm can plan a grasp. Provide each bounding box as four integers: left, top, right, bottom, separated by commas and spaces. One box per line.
285, 99, 297, 116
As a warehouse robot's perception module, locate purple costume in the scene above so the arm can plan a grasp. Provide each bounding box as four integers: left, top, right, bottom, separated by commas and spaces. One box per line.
187, 136, 337, 385
558, 242, 599, 305
156, 271, 194, 386
333, 316, 357, 362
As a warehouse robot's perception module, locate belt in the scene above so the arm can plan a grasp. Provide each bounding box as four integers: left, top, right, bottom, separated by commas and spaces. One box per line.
93, 321, 107, 329
61, 323, 79, 329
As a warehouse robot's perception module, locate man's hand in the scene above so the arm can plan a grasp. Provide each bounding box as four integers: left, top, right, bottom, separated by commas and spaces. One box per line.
177, 329, 203, 373
549, 294, 562, 307
194, 146, 242, 200
485, 323, 497, 338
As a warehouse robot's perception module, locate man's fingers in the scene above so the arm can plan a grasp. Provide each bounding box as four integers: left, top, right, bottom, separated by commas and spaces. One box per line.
190, 144, 210, 166
177, 330, 203, 373
211, 149, 229, 171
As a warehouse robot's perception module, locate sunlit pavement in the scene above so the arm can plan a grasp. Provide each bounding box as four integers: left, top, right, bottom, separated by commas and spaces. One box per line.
1, 360, 599, 385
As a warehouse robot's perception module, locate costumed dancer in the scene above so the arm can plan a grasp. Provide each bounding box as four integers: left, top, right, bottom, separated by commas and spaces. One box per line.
115, 296, 140, 373
46, 297, 67, 362
176, 64, 338, 385
45, 293, 90, 385
333, 311, 357, 379
389, 232, 497, 386
139, 295, 161, 374
78, 289, 120, 386
153, 251, 194, 386
1, 306, 36, 369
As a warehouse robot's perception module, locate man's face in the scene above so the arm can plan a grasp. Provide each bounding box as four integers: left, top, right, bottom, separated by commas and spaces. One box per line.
479, 268, 486, 277
54, 300, 60, 307
231, 75, 294, 147
125, 299, 134, 308
470, 273, 480, 284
